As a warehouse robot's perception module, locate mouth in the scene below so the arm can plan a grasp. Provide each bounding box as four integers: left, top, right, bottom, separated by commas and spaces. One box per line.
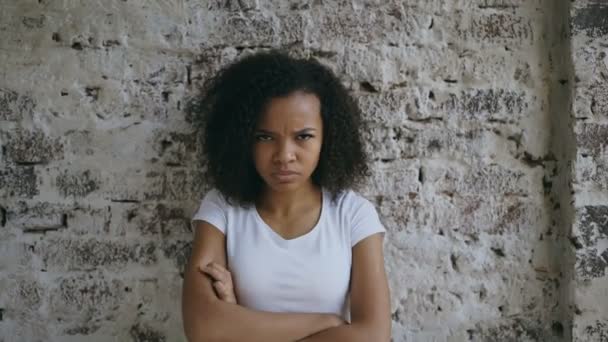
275, 171, 299, 176
272, 171, 300, 182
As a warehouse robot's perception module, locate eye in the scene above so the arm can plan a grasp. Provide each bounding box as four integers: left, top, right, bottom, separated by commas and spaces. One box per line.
255, 134, 272, 142
297, 134, 314, 141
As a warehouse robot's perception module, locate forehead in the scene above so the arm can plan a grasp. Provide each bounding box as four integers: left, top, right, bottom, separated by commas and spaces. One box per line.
256, 92, 322, 128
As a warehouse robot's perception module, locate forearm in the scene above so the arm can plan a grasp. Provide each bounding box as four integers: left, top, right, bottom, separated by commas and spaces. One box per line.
187, 299, 338, 342
298, 322, 389, 342
183, 265, 337, 342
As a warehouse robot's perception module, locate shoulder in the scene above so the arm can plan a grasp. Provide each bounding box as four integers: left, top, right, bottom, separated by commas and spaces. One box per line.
196, 188, 235, 217
328, 189, 385, 247
331, 189, 376, 214
202, 188, 226, 203
201, 188, 236, 208
193, 188, 248, 234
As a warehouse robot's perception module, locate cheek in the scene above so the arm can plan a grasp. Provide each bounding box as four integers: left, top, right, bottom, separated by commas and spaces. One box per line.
252, 145, 271, 165
307, 142, 323, 162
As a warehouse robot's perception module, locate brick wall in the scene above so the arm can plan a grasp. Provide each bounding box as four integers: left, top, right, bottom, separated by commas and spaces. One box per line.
0, 0, 605, 341
570, 0, 608, 341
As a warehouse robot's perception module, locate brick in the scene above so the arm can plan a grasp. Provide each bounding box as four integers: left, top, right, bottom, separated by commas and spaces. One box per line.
580, 320, 608, 342
432, 50, 537, 88
5, 130, 63, 164
190, 10, 304, 48
166, 169, 207, 201
572, 3, 608, 38
104, 169, 166, 201
205, 0, 258, 11
0, 165, 38, 198
359, 84, 531, 123
331, 40, 541, 88
590, 81, 608, 119
457, 12, 536, 45
39, 238, 157, 271
478, 317, 544, 341
62, 324, 101, 336
130, 323, 167, 342
575, 123, 608, 189
49, 272, 125, 319
65, 205, 111, 236
336, 45, 394, 87
61, 130, 94, 158
575, 248, 607, 279
418, 129, 506, 162
22, 15, 46, 29
360, 124, 413, 161
571, 45, 608, 85
358, 86, 530, 122
573, 80, 608, 120
359, 160, 419, 196
424, 161, 534, 196
575, 206, 608, 247
108, 202, 190, 237
311, 45, 399, 88
161, 240, 192, 274
0, 241, 39, 271
6, 201, 67, 232
153, 131, 198, 167
56, 169, 100, 198
306, 4, 430, 46
0, 88, 34, 121
0, 277, 44, 315
476, 0, 524, 10
576, 152, 608, 191
187, 47, 241, 90
430, 194, 544, 236
69, 202, 191, 238
439, 88, 528, 122
375, 194, 428, 232
357, 90, 409, 125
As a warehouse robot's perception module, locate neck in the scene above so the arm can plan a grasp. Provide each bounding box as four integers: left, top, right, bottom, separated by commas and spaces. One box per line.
257, 182, 321, 217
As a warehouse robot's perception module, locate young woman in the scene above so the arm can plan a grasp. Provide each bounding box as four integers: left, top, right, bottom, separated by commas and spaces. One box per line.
181, 50, 391, 342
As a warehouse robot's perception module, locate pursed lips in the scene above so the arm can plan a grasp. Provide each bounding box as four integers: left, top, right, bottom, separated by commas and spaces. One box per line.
272, 171, 300, 182
274, 170, 299, 175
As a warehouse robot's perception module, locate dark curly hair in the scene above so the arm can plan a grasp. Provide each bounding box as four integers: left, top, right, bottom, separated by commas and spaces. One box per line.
190, 49, 369, 206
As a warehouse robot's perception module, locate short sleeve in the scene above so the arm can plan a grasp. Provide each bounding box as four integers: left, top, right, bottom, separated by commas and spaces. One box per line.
191, 189, 227, 235
350, 195, 386, 248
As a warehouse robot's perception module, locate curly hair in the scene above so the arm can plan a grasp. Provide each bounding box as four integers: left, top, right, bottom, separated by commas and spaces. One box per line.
190, 49, 369, 206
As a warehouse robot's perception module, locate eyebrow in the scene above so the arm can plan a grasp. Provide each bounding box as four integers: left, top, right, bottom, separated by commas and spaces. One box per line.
255, 128, 317, 134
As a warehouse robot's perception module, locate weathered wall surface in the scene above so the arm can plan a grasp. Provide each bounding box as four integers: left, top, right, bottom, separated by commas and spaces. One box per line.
0, 0, 603, 341
570, 1, 608, 341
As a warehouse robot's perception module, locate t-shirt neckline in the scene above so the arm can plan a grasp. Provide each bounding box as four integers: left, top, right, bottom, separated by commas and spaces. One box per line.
253, 188, 326, 245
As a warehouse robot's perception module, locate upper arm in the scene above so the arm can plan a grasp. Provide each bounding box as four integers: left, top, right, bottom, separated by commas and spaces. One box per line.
349, 233, 391, 341
187, 220, 228, 272
181, 220, 227, 340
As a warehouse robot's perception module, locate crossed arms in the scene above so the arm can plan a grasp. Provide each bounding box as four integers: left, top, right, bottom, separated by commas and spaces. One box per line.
181, 220, 391, 342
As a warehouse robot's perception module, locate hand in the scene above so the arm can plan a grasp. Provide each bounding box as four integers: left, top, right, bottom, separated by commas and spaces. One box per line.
199, 262, 238, 304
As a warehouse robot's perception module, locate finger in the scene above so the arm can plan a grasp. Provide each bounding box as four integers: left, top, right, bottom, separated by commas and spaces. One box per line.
209, 262, 231, 277
213, 281, 226, 296
207, 263, 231, 283
213, 281, 233, 301
200, 265, 225, 282
213, 281, 236, 303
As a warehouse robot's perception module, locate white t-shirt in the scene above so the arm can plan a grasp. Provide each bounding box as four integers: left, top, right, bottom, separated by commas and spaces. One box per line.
191, 187, 386, 321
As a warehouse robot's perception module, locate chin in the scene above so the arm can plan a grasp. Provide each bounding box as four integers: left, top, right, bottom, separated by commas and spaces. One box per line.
267, 181, 302, 192
263, 177, 311, 193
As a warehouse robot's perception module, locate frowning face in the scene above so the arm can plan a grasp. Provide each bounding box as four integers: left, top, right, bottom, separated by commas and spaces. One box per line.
252, 91, 323, 193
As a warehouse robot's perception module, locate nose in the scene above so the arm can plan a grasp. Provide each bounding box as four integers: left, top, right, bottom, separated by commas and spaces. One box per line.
273, 139, 296, 164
